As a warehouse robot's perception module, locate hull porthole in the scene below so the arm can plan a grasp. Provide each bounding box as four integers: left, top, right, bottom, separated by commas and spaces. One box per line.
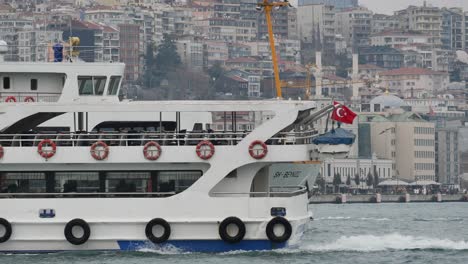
0, 218, 12, 243
64, 218, 91, 245
219, 216, 246, 244
145, 218, 171, 244
265, 217, 292, 243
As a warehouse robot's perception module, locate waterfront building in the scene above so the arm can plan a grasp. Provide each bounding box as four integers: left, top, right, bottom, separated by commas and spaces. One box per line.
335, 7, 373, 50
297, 4, 335, 59
395, 4, 442, 47
435, 126, 461, 186
17, 30, 63, 62
321, 157, 393, 186
358, 46, 404, 69
370, 31, 430, 48
298, 0, 358, 10
176, 39, 204, 69
378, 67, 450, 98
360, 95, 436, 182
371, 14, 400, 34
441, 7, 464, 51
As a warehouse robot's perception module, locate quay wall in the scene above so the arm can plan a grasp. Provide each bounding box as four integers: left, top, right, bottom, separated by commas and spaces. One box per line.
309, 194, 468, 204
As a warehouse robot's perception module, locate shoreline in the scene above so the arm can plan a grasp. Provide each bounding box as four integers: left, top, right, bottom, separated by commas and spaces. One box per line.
309, 194, 468, 204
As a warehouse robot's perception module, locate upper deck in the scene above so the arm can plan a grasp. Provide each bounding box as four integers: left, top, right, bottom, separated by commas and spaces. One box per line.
0, 60, 125, 104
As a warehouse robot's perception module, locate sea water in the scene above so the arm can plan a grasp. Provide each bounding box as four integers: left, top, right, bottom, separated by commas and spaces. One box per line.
2, 203, 468, 264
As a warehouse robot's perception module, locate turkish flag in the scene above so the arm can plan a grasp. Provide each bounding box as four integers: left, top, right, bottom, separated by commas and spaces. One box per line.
331, 101, 357, 124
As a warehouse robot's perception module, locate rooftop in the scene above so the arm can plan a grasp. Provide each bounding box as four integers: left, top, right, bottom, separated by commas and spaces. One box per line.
379, 67, 448, 76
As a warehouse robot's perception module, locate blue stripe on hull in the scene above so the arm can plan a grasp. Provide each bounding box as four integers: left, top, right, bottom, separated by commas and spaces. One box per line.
118, 240, 287, 252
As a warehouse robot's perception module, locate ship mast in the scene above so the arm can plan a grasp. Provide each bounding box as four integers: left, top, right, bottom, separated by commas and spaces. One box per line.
256, 0, 291, 99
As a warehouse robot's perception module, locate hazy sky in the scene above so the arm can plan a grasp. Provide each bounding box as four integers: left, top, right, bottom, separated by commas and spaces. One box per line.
359, 0, 468, 14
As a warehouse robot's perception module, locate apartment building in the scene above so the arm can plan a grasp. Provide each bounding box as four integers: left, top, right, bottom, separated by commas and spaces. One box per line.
395, 5, 442, 47
297, 4, 335, 57
335, 7, 373, 50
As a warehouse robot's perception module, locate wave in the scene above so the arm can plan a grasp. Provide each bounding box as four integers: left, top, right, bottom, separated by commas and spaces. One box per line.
136, 245, 190, 255
315, 216, 390, 221
413, 217, 463, 222
301, 233, 468, 252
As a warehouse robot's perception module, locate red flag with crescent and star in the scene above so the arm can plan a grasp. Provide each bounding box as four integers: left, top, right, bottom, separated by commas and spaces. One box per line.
331, 101, 357, 124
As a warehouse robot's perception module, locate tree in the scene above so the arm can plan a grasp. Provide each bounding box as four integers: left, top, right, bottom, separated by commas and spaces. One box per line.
315, 173, 326, 193
155, 34, 181, 70
354, 173, 360, 186
333, 173, 342, 193
207, 62, 225, 82
366, 171, 373, 188
143, 42, 156, 88
373, 171, 379, 189
346, 174, 351, 186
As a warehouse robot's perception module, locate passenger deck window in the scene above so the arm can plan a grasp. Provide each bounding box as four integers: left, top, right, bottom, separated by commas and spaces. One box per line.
30, 79, 38, 90
94, 77, 107, 95
78, 76, 93, 95
3, 77, 10, 89
107, 76, 121, 95
78, 76, 107, 95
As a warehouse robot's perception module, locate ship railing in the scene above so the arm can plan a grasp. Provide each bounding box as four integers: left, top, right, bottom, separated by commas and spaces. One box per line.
0, 191, 176, 199
0, 130, 320, 147
0, 92, 61, 103
1, 45, 120, 63
211, 186, 307, 198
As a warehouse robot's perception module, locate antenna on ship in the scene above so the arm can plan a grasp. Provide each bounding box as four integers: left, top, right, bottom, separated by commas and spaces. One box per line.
256, 0, 292, 99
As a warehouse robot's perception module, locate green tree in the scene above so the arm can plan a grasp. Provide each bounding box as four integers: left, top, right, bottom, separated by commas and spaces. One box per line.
354, 173, 360, 186
373, 171, 379, 188
346, 174, 351, 186
155, 34, 181, 70
315, 173, 326, 193
333, 173, 342, 193
143, 42, 156, 88
207, 62, 224, 82
366, 171, 373, 188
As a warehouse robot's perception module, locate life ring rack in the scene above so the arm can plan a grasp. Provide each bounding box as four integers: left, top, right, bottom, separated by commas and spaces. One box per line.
37, 139, 57, 159
143, 141, 162, 161
24, 96, 35, 103
5, 96, 16, 103
196, 140, 215, 160
248, 140, 268, 159
90, 141, 109, 160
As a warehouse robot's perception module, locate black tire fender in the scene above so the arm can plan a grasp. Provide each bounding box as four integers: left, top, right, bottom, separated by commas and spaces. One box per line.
64, 218, 91, 245
218, 216, 246, 244
265, 217, 292, 243
145, 218, 171, 244
0, 218, 12, 243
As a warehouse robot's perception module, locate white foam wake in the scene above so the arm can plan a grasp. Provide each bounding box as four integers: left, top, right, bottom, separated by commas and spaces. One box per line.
302, 233, 468, 252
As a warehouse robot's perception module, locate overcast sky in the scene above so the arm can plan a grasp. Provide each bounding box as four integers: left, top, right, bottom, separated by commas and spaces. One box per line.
359, 0, 468, 14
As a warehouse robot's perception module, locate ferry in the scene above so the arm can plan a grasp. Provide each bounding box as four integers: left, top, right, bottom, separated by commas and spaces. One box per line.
0, 42, 347, 253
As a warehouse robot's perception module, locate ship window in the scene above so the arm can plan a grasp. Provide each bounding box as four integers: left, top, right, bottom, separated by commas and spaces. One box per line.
0, 170, 202, 197
93, 76, 107, 95
3, 77, 10, 89
78, 76, 94, 95
107, 76, 121, 95
30, 79, 38, 90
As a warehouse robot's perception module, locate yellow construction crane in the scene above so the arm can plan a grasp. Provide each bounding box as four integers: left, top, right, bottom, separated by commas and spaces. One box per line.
256, 0, 292, 99
280, 63, 314, 99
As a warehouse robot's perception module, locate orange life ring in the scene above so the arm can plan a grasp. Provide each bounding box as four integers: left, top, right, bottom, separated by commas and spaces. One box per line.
24, 96, 35, 103
90, 141, 109, 160
5, 96, 16, 103
196, 140, 215, 160
248, 140, 268, 159
143, 141, 162, 161
37, 139, 57, 159
0, 145, 4, 159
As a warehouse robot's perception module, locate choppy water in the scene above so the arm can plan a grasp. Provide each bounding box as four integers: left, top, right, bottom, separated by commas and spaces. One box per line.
2, 203, 468, 264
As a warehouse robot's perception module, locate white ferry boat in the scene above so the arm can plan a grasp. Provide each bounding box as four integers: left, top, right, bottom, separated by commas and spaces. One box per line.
0, 44, 344, 253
